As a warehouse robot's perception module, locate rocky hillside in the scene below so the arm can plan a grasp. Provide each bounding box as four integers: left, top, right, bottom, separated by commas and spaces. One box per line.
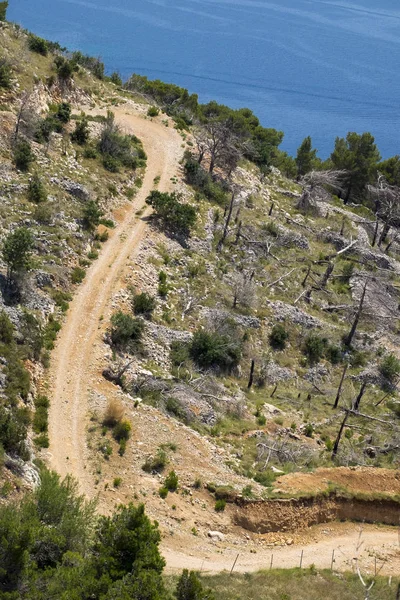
0, 20, 146, 493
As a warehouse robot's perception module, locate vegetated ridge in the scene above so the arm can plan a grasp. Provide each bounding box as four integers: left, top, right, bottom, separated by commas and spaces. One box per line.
0, 7, 399, 597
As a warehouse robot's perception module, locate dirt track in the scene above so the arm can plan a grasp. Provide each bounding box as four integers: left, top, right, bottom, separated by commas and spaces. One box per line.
46, 102, 400, 576
47, 104, 182, 493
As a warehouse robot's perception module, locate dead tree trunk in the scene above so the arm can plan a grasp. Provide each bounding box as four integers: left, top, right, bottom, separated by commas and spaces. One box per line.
332, 412, 349, 459
333, 363, 348, 409
343, 281, 367, 347
302, 264, 312, 287
319, 262, 334, 289
217, 191, 235, 252
378, 221, 390, 247
248, 359, 255, 389
268, 202, 274, 216
371, 219, 379, 247
353, 381, 368, 411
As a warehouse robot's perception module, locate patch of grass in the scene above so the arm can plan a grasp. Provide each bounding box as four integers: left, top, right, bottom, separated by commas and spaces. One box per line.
165, 569, 399, 600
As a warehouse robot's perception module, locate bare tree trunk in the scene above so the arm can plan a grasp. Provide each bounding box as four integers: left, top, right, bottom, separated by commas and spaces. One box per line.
302, 264, 312, 287
353, 381, 368, 411
344, 281, 367, 347
319, 262, 334, 289
371, 219, 379, 247
268, 202, 274, 216
340, 218, 345, 236
235, 221, 242, 244
333, 363, 348, 409
248, 359, 255, 389
378, 222, 390, 247
332, 412, 349, 459
217, 191, 235, 252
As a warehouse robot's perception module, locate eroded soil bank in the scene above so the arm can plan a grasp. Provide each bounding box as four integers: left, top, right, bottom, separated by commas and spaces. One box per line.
234, 494, 400, 533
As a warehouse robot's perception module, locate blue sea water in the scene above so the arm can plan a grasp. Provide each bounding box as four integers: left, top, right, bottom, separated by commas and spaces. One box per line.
8, 0, 400, 158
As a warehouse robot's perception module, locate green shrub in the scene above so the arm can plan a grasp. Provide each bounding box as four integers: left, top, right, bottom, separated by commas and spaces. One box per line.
113, 477, 122, 488
71, 266, 86, 284
242, 485, 254, 498
71, 114, 89, 145
165, 397, 186, 420
132, 292, 156, 318
257, 415, 266, 426
170, 341, 190, 366
147, 106, 159, 117
193, 477, 202, 489
28, 34, 48, 55
263, 221, 279, 237
326, 345, 342, 365
33, 203, 52, 224
102, 154, 119, 172
110, 71, 122, 86
28, 173, 47, 204
0, 312, 14, 344
158, 270, 169, 296
83, 200, 103, 231
164, 470, 179, 492
112, 419, 131, 442
33, 406, 48, 434
304, 423, 314, 438
214, 499, 226, 512
189, 327, 242, 371
303, 334, 326, 363
159, 486, 168, 499
379, 353, 400, 382
34, 433, 49, 448
0, 58, 12, 89
0, 1, 8, 22
142, 449, 168, 473
109, 311, 144, 348
13, 140, 34, 172
118, 439, 127, 456
146, 190, 196, 237
269, 324, 289, 350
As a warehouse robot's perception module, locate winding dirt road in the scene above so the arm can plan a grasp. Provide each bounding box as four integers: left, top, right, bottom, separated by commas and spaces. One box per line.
47, 104, 182, 494
46, 102, 400, 576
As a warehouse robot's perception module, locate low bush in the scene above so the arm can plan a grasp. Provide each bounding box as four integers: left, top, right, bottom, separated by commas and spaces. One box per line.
303, 334, 327, 363
112, 419, 131, 442
379, 353, 400, 383
164, 470, 179, 491
113, 477, 122, 488
109, 311, 144, 348
189, 327, 242, 371
146, 190, 196, 237
28, 173, 47, 204
71, 114, 90, 145
158, 270, 169, 296
142, 449, 168, 473
214, 499, 226, 512
147, 106, 159, 117
269, 323, 288, 350
0, 58, 12, 89
132, 292, 156, 318
159, 486, 168, 499
13, 140, 34, 172
170, 341, 190, 366
28, 34, 48, 55
71, 266, 86, 284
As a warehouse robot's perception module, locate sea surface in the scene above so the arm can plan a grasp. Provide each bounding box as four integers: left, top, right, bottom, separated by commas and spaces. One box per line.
8, 0, 400, 158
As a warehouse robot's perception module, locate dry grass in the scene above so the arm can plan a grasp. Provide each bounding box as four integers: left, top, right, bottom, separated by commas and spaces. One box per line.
102, 399, 124, 427
166, 569, 399, 600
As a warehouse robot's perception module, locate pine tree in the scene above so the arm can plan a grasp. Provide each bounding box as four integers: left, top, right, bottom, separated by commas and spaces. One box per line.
295, 136, 317, 179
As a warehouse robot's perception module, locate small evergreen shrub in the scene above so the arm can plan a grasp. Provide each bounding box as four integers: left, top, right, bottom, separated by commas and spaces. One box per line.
147, 106, 159, 117
112, 419, 131, 442
71, 267, 86, 284
28, 34, 48, 55
28, 173, 47, 204
132, 292, 156, 318
379, 353, 400, 382
214, 499, 226, 512
13, 140, 34, 172
142, 449, 168, 473
0, 58, 12, 89
109, 311, 144, 348
269, 324, 289, 350
159, 487, 168, 499
303, 334, 326, 363
164, 470, 178, 491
